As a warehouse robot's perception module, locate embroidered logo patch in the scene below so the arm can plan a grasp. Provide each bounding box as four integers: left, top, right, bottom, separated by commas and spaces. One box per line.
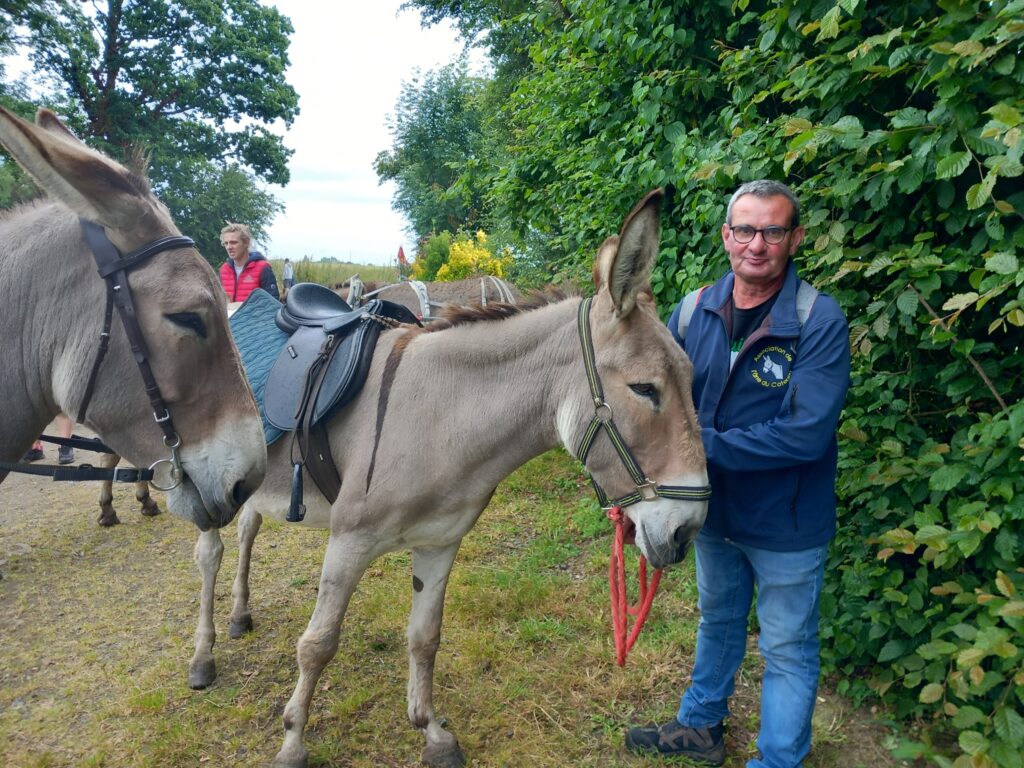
751, 345, 793, 388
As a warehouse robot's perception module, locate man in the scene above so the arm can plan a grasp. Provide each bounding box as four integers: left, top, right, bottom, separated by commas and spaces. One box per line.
219, 223, 280, 302
626, 180, 850, 767
283, 257, 295, 291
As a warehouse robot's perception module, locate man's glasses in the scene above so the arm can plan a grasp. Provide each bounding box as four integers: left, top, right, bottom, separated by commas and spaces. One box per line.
729, 225, 794, 245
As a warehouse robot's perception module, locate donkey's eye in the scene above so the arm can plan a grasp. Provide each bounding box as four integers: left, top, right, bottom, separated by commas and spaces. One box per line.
167, 312, 207, 339
629, 383, 660, 408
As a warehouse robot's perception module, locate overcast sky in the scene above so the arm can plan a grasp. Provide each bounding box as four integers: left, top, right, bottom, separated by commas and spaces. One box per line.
1, 2, 462, 265
262, 1, 475, 266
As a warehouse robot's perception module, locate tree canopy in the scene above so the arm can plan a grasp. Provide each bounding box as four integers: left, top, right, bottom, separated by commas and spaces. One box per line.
374, 60, 490, 238
397, 0, 1024, 763
1, 0, 299, 261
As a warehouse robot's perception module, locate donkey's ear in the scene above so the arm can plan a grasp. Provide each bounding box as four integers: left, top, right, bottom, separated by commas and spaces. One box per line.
0, 107, 151, 230
36, 108, 82, 143
593, 189, 663, 317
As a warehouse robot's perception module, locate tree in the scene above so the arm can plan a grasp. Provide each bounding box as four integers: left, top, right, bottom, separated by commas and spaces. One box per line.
411, 228, 511, 281
23, 0, 298, 182
374, 60, 489, 239
0, 1, 47, 206
4, 0, 299, 263
0, 1, 40, 52
403, 0, 551, 82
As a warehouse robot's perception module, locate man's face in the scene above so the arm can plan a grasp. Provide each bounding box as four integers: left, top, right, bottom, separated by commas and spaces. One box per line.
222, 233, 248, 263
721, 194, 804, 289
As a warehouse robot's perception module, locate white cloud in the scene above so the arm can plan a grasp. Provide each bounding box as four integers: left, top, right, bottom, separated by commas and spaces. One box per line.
261, 1, 477, 265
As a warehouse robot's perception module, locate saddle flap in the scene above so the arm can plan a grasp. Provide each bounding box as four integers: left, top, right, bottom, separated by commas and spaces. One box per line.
263, 314, 386, 432
264, 325, 333, 431
312, 317, 383, 423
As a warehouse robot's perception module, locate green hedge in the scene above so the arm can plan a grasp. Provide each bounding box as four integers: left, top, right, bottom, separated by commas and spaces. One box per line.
487, 1, 1024, 763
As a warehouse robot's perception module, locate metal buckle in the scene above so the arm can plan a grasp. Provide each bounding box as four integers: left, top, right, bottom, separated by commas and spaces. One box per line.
637, 480, 658, 502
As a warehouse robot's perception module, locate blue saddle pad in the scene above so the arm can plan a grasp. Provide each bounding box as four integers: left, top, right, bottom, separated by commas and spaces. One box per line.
229, 289, 288, 445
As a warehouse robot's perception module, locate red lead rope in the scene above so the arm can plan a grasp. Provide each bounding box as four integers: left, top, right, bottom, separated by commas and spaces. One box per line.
607, 505, 663, 666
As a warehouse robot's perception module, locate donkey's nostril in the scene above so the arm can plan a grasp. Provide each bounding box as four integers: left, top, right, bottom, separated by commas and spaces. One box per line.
674, 522, 698, 549
232, 479, 251, 507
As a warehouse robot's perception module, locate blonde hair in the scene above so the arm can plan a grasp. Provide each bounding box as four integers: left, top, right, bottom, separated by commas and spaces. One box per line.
220, 222, 252, 245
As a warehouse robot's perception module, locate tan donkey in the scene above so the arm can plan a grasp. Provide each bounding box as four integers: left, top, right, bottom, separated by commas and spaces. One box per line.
185, 190, 707, 766
0, 107, 266, 531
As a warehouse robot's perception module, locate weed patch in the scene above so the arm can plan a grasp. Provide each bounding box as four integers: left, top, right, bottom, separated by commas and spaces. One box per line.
0, 450, 916, 767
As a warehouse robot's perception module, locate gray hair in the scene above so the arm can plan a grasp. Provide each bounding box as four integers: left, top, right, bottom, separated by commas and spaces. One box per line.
725, 180, 801, 227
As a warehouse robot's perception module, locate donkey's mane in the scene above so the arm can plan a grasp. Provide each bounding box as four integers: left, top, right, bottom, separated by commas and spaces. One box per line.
425, 288, 573, 333
0, 196, 54, 222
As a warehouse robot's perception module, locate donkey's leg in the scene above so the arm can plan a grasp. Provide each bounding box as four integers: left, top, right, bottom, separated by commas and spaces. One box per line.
96, 454, 121, 526
228, 505, 263, 638
274, 535, 374, 768
136, 480, 160, 517
189, 527, 224, 689
409, 542, 465, 768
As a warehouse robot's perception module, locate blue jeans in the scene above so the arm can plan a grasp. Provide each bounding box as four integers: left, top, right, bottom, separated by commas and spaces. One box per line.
676, 531, 826, 768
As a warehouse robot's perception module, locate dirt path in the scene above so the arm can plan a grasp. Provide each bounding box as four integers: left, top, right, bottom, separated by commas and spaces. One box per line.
0, 444, 916, 767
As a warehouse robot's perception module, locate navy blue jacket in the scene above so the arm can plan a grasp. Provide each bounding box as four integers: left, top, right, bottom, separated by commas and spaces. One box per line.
667, 262, 850, 551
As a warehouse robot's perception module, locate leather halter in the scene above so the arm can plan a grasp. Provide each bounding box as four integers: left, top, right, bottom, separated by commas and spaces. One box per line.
74, 219, 196, 490
575, 297, 712, 509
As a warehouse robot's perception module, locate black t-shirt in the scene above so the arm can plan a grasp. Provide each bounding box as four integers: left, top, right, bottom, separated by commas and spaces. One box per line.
730, 293, 778, 353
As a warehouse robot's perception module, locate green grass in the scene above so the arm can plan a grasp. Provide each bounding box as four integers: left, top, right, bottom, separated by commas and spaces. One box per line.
0, 450, 916, 767
269, 258, 399, 289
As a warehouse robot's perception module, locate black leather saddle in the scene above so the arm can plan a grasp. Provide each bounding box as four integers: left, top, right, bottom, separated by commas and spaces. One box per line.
275, 282, 355, 332
262, 282, 420, 520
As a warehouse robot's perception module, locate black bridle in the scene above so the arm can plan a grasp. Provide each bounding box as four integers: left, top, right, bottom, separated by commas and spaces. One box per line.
575, 296, 712, 509
0, 219, 196, 490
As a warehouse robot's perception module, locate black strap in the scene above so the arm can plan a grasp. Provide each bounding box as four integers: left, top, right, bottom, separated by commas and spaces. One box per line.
295, 342, 343, 503
4, 220, 195, 490
80, 219, 187, 445
0, 460, 152, 483
575, 297, 712, 509
286, 334, 343, 521
38, 433, 116, 453
76, 281, 115, 423
97, 235, 195, 278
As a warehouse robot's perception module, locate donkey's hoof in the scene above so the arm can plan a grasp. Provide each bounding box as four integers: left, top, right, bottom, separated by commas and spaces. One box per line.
188, 658, 216, 690
422, 740, 466, 768
229, 615, 253, 639
271, 744, 308, 767
140, 498, 161, 517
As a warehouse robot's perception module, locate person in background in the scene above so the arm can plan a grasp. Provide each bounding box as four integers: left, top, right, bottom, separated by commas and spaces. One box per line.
283, 258, 295, 292
22, 413, 75, 464
219, 223, 279, 302
625, 180, 851, 768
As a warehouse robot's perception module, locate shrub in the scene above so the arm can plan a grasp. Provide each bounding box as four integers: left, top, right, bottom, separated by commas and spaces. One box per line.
486, 1, 1024, 762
